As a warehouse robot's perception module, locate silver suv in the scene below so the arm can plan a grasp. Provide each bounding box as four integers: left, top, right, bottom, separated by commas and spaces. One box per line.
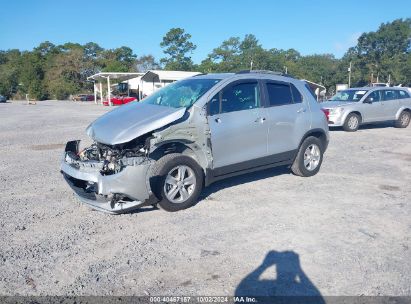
60, 71, 329, 213
322, 87, 411, 131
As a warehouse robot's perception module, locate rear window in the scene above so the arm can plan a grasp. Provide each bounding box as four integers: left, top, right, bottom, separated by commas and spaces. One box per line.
291, 84, 303, 103
266, 83, 293, 106
383, 90, 398, 101
304, 83, 317, 100
399, 90, 410, 99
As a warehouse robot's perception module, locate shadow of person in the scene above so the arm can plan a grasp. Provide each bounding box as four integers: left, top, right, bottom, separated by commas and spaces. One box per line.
235, 251, 325, 303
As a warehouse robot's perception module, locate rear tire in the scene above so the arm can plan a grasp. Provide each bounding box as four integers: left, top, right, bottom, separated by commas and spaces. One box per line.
291, 136, 324, 177
151, 153, 203, 212
343, 113, 361, 132
394, 111, 410, 128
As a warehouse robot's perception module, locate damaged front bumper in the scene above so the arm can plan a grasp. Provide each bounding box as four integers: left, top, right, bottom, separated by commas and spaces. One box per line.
60, 140, 154, 214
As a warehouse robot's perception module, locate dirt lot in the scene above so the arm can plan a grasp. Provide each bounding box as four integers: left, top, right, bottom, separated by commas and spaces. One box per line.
0, 100, 410, 297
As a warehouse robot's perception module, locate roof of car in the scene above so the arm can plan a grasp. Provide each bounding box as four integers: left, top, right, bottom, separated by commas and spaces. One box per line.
193, 73, 235, 79
348, 86, 406, 91
193, 71, 299, 83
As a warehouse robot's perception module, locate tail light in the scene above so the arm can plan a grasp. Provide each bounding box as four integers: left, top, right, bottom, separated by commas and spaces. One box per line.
321, 108, 330, 122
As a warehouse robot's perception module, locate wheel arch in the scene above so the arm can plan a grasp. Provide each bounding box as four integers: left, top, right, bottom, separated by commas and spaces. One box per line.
150, 140, 208, 172
395, 107, 411, 119
344, 111, 362, 124
298, 128, 329, 152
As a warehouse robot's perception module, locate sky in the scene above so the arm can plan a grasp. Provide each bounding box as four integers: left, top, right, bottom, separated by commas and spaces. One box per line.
0, 0, 409, 63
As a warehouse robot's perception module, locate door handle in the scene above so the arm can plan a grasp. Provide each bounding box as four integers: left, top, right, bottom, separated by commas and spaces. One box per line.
255, 117, 266, 123
215, 117, 222, 123
297, 107, 307, 113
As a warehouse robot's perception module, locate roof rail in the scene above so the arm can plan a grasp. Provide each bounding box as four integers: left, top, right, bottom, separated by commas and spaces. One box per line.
236, 70, 295, 78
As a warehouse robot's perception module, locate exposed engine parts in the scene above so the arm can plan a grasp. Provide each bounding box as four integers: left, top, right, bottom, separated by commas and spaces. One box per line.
75, 138, 150, 175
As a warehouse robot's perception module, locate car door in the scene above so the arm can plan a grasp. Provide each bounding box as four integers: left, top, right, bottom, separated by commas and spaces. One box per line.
263, 80, 311, 156
381, 89, 401, 119
207, 80, 268, 172
361, 90, 385, 122
398, 90, 411, 111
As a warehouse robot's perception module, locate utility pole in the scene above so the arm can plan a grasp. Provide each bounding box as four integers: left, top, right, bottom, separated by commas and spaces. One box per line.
348, 61, 352, 88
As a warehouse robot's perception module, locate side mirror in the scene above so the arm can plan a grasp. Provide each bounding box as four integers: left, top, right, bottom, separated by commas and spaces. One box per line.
364, 97, 374, 104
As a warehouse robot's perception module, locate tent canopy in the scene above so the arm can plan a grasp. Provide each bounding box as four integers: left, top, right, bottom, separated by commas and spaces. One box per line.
303, 79, 326, 92
87, 72, 144, 82
141, 70, 201, 83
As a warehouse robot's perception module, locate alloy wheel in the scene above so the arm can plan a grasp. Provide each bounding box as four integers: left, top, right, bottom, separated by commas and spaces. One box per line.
347, 115, 359, 130
164, 165, 196, 204
400, 113, 410, 126
304, 144, 321, 171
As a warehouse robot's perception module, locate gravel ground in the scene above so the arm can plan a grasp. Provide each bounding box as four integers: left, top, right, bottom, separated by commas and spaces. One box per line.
0, 100, 410, 297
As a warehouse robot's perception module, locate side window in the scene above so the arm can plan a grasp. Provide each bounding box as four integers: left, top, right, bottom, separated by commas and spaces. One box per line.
383, 90, 398, 101
304, 83, 317, 99
399, 90, 410, 99
220, 82, 260, 113
208, 93, 220, 116
266, 82, 293, 106
290, 84, 303, 103
366, 91, 381, 102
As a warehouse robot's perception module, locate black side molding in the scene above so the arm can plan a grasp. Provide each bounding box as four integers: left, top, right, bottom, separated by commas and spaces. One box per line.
205, 150, 297, 186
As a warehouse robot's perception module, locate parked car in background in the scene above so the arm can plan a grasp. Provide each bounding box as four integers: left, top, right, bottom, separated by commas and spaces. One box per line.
0, 95, 7, 103
72, 94, 94, 102
322, 87, 411, 131
102, 96, 137, 106
371, 82, 389, 87
61, 71, 329, 214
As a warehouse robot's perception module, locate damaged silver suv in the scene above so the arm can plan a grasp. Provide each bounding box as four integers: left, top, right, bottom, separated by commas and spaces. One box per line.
61, 71, 329, 213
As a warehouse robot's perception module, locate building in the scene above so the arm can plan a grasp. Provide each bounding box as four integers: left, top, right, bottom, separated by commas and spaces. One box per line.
87, 70, 201, 106
136, 70, 201, 98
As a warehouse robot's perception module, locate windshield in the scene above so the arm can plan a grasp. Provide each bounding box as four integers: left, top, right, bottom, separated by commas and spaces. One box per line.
330, 89, 368, 102
141, 78, 220, 108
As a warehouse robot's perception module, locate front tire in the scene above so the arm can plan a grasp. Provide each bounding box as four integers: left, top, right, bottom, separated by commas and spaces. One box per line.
343, 113, 361, 132
291, 136, 324, 177
394, 111, 410, 128
151, 153, 204, 212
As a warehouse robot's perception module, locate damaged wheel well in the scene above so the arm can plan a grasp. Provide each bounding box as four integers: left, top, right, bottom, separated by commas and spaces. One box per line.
150, 141, 200, 163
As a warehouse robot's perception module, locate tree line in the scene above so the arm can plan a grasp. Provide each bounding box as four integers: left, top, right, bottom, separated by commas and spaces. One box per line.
0, 18, 409, 100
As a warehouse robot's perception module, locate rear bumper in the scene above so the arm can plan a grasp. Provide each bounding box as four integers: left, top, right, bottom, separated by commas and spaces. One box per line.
60, 141, 154, 214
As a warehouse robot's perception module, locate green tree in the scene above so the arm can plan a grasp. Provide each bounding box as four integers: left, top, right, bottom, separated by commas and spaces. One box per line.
200, 37, 241, 72
135, 54, 160, 72
19, 51, 46, 100
160, 28, 197, 71
0, 49, 21, 97
100, 46, 137, 72
345, 18, 411, 86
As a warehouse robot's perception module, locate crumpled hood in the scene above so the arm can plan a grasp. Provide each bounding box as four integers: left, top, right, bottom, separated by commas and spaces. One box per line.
321, 101, 357, 108
86, 102, 186, 145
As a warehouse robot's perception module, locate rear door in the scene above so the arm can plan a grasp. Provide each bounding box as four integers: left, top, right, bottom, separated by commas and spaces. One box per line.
398, 90, 411, 110
263, 80, 311, 156
381, 89, 400, 119
207, 80, 268, 171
